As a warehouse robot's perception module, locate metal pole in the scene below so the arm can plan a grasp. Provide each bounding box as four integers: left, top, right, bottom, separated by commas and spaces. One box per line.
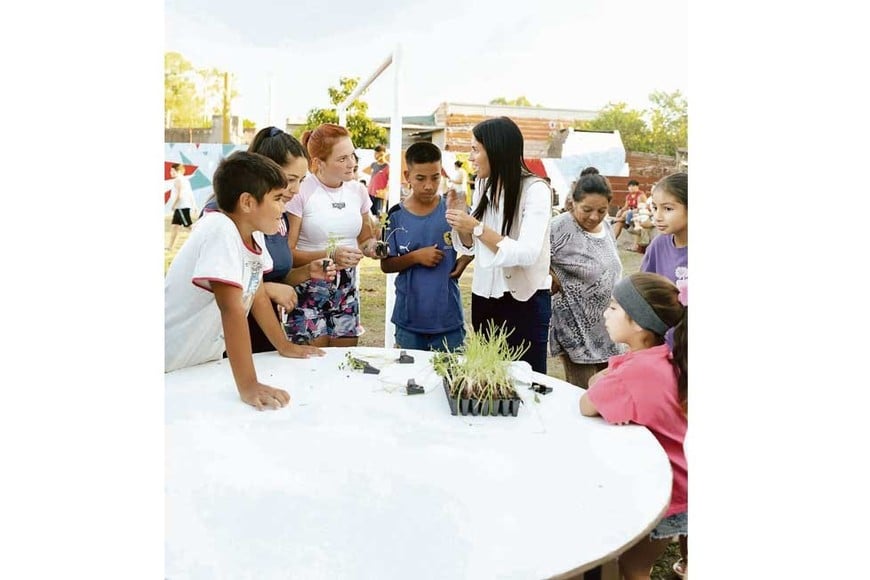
383, 44, 402, 349
222, 72, 230, 144
337, 53, 394, 127
333, 50, 401, 347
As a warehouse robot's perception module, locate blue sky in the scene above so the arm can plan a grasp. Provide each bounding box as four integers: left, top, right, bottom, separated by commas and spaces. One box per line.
165, 0, 688, 124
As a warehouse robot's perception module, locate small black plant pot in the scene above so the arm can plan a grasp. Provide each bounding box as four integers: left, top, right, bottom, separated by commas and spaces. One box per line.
374, 241, 389, 258
446, 390, 459, 415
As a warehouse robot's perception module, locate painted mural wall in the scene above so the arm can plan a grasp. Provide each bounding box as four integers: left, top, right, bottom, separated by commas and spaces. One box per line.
164, 143, 246, 214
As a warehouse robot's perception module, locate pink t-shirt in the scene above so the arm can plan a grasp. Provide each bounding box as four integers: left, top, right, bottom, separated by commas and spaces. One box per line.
586, 344, 687, 516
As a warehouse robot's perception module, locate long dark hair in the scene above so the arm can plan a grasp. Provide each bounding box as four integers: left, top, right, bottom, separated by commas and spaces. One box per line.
471, 117, 536, 235
249, 126, 309, 165
629, 272, 688, 415
653, 171, 688, 209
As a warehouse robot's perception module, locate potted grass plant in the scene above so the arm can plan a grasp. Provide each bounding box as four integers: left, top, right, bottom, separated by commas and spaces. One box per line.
372, 212, 408, 259
323, 232, 341, 272
432, 321, 528, 417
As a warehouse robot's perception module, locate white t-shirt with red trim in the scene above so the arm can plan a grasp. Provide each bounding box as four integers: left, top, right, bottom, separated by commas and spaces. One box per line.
164, 212, 273, 372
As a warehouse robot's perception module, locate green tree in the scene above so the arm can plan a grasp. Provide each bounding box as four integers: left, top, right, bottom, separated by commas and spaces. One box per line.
164, 52, 206, 128
298, 77, 387, 149
647, 90, 688, 156
164, 52, 240, 130
574, 102, 652, 153
199, 68, 239, 116
574, 92, 689, 155
489, 96, 542, 107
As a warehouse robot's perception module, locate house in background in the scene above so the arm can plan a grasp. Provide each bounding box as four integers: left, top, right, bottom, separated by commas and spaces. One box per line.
370, 102, 599, 157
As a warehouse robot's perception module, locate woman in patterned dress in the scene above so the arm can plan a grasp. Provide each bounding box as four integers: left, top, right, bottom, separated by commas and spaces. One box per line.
548, 173, 624, 388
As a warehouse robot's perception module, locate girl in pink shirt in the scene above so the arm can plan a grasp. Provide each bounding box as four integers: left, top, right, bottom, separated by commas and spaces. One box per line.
580, 272, 688, 580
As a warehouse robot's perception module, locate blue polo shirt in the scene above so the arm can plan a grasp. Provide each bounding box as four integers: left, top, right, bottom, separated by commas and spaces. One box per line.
386, 198, 464, 334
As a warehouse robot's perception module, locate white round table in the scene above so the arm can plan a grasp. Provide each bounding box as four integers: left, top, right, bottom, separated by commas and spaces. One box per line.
165, 347, 672, 579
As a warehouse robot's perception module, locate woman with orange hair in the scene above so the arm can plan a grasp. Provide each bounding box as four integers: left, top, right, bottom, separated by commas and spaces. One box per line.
285, 123, 381, 346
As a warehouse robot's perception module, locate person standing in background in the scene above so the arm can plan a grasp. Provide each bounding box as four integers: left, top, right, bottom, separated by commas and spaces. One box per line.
447, 160, 468, 200
166, 163, 198, 252
364, 144, 388, 216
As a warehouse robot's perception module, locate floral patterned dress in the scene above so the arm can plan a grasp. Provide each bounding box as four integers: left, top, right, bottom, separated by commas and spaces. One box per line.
548, 213, 624, 363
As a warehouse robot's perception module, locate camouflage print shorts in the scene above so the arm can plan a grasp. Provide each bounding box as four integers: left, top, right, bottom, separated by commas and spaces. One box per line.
285, 268, 363, 343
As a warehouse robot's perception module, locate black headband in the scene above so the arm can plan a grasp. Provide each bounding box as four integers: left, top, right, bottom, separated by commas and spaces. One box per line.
612, 277, 670, 336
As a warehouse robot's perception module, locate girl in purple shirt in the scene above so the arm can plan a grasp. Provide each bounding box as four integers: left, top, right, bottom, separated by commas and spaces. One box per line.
641, 172, 688, 306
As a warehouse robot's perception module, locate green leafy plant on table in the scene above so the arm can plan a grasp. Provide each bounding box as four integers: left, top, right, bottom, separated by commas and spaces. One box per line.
433, 321, 528, 416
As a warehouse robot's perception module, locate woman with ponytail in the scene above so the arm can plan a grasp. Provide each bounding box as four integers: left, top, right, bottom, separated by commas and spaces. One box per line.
579, 272, 687, 580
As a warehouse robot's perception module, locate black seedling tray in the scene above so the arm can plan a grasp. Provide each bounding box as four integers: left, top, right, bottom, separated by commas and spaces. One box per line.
442, 378, 521, 417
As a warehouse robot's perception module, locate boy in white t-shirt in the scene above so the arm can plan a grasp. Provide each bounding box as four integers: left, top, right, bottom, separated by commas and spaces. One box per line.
165, 151, 324, 410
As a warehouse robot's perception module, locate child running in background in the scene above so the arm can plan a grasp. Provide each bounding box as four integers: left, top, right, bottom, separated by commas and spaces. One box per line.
166, 163, 198, 252
380, 142, 466, 351
640, 171, 688, 576
580, 272, 688, 580
165, 151, 324, 411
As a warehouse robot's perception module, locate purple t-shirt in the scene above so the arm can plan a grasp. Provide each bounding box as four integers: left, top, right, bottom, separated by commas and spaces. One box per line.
640, 233, 688, 347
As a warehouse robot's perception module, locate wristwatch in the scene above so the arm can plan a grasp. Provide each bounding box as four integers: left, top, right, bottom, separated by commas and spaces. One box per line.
473, 222, 484, 237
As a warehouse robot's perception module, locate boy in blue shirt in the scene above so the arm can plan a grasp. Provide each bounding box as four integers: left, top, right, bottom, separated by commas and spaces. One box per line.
380, 142, 466, 351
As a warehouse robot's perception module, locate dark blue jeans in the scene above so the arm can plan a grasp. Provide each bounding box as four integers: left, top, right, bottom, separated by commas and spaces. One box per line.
370, 196, 383, 216
394, 326, 465, 352
471, 289, 552, 374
